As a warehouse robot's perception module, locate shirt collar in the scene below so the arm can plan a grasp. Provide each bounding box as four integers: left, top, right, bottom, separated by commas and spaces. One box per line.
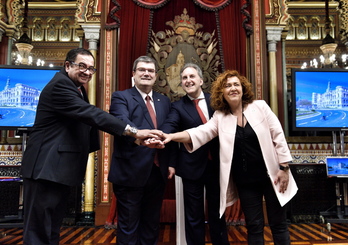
134, 86, 153, 101
187, 91, 205, 101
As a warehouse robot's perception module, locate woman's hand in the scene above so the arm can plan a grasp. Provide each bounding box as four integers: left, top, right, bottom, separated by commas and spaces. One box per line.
274, 167, 289, 193
162, 133, 174, 144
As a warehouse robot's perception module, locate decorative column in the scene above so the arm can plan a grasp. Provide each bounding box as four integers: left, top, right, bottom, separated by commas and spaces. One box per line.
281, 31, 289, 136
79, 24, 100, 225
266, 26, 283, 116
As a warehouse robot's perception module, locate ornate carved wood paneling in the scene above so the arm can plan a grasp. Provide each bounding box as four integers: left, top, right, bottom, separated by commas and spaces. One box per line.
3, 1, 81, 66
285, 1, 344, 71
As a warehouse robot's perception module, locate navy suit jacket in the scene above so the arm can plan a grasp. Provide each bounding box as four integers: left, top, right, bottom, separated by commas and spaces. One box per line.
108, 86, 172, 187
161, 93, 219, 180
21, 68, 127, 186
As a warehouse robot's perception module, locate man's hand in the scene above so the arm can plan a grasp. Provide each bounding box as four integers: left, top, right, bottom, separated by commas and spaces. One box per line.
135, 129, 164, 140
168, 167, 175, 179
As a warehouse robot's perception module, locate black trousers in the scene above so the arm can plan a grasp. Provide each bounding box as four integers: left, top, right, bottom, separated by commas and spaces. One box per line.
237, 179, 290, 245
113, 165, 166, 245
182, 161, 229, 245
23, 178, 70, 245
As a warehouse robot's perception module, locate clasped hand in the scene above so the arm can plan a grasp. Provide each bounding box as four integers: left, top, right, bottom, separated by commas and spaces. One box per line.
134, 129, 173, 148
142, 137, 165, 148
140, 133, 172, 148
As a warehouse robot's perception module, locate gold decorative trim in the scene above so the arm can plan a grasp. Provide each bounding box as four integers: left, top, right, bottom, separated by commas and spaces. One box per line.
253, 0, 263, 100
338, 0, 348, 44
94, 0, 101, 15
100, 30, 114, 203
265, 0, 289, 26
76, 0, 101, 23
86, 0, 100, 21
6, 0, 21, 31
287, 2, 338, 9
28, 2, 76, 9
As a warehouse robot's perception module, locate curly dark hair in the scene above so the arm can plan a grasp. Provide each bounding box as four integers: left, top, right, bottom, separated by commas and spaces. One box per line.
210, 70, 254, 114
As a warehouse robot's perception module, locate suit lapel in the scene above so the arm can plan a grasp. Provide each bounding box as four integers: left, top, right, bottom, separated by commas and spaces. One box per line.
182, 95, 203, 125
204, 93, 214, 118
80, 86, 89, 103
152, 92, 163, 128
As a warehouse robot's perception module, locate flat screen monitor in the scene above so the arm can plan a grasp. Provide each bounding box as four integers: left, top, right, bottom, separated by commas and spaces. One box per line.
326, 156, 348, 177
291, 68, 348, 132
0, 65, 61, 130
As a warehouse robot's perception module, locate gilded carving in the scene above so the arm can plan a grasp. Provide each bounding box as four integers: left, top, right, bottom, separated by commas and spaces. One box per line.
297, 17, 308, 40
309, 17, 320, 40
266, 0, 289, 26
6, 0, 22, 37
149, 8, 221, 101
60, 18, 72, 41
0, 3, 4, 20
338, 0, 348, 45
286, 13, 337, 41
32, 18, 44, 41
76, 0, 85, 22
47, 18, 58, 41
287, 17, 295, 39
76, 0, 100, 23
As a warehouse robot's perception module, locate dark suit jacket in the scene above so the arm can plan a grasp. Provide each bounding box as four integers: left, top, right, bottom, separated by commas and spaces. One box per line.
161, 93, 219, 180
21, 68, 127, 186
108, 86, 172, 187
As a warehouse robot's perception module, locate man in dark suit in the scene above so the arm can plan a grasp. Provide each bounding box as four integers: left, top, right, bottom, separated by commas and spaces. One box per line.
21, 48, 161, 245
161, 63, 229, 245
108, 56, 174, 245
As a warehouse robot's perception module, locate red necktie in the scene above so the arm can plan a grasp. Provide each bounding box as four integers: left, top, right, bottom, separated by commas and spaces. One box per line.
193, 99, 207, 123
145, 95, 157, 128
145, 95, 159, 166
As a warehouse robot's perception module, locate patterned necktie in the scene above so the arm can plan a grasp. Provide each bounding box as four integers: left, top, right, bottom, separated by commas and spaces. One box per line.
145, 95, 157, 128
193, 99, 207, 123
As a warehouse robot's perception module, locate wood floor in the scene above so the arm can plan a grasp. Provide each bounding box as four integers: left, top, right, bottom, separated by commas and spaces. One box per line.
1, 223, 348, 244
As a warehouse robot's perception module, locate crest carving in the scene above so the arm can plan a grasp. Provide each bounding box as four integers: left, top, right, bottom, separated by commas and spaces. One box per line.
149, 8, 221, 101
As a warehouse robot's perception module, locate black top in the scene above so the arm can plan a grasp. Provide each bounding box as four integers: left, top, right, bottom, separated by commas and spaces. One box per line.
232, 122, 269, 185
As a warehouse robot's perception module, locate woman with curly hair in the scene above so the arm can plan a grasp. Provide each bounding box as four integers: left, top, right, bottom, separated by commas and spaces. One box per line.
158, 70, 298, 244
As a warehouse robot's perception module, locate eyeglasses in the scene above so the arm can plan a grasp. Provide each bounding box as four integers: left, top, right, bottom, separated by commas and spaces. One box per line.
71, 62, 97, 74
135, 68, 156, 74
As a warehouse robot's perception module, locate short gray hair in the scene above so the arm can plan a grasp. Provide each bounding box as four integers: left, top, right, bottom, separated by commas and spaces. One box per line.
180, 63, 203, 80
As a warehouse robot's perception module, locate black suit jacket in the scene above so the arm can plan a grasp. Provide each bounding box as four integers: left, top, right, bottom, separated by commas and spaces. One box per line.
161, 93, 219, 180
21, 68, 127, 186
108, 87, 172, 187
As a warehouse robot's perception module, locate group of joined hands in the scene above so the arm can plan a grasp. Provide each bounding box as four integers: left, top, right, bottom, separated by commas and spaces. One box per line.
136, 129, 174, 148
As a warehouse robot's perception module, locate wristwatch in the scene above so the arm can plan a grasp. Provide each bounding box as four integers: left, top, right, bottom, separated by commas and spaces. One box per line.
123, 124, 138, 136
279, 165, 290, 171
